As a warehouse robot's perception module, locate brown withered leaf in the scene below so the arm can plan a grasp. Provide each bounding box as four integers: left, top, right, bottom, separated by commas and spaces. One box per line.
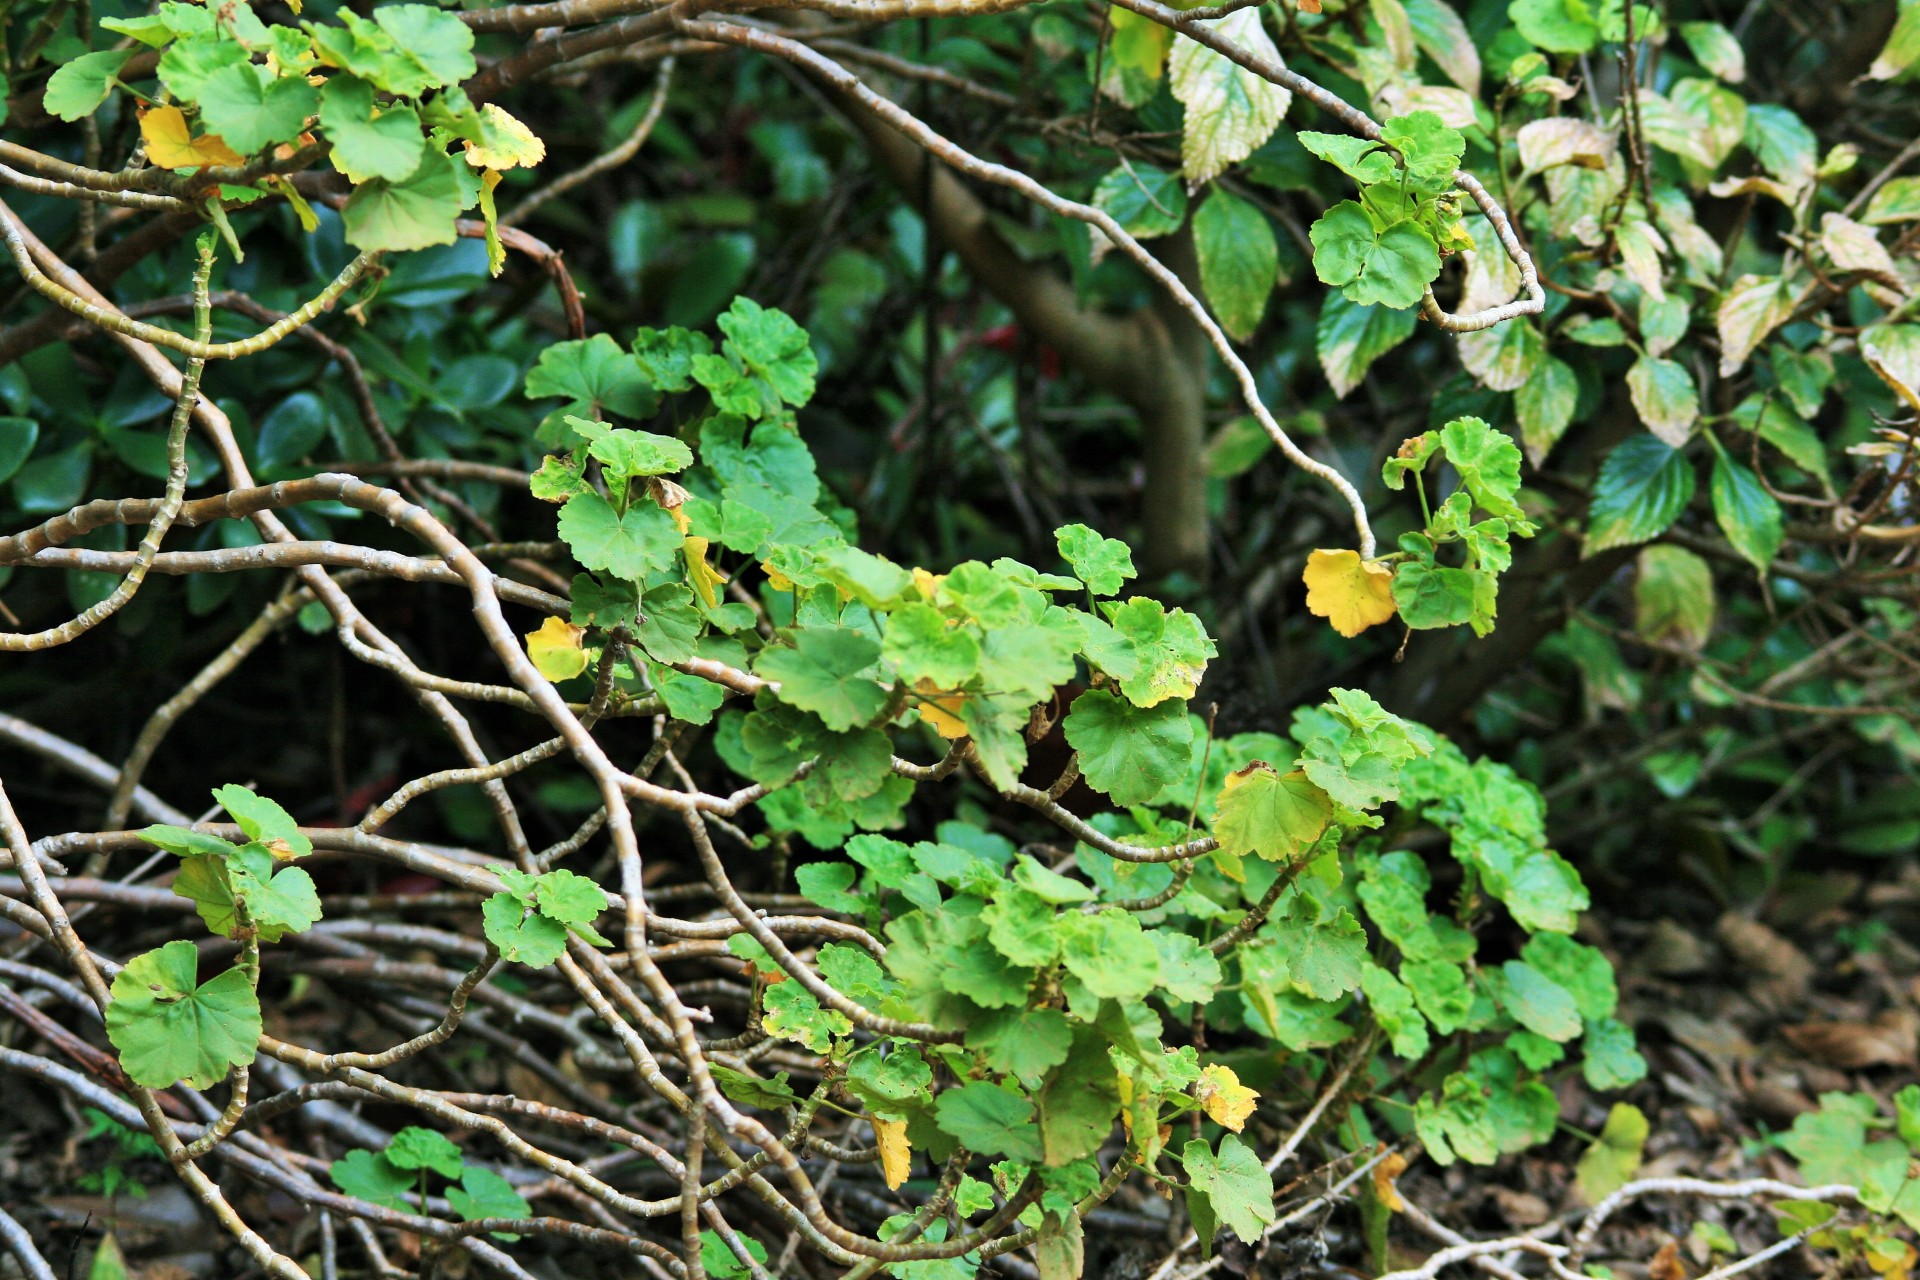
1650, 1240, 1691, 1280
1715, 912, 1813, 1005
1783, 1009, 1918, 1069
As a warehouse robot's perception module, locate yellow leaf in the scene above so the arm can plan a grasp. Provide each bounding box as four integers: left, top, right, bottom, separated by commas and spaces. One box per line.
1303, 548, 1398, 638
140, 105, 244, 170
685, 536, 727, 609
911, 567, 944, 600
872, 1116, 911, 1190
1195, 1063, 1258, 1133
464, 103, 546, 171
1372, 1149, 1408, 1212
525, 616, 589, 681
761, 560, 794, 592
912, 678, 968, 739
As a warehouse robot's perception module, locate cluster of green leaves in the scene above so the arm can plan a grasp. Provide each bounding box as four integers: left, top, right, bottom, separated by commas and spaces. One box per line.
1305, 111, 1471, 310
520, 303, 1643, 1256
44, 0, 541, 261
1776, 1088, 1920, 1232
1381, 415, 1539, 635
330, 1126, 531, 1239
103, 787, 319, 1089
481, 867, 612, 966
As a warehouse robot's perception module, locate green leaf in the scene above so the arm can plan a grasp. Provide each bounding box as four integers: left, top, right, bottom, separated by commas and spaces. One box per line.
935, 1082, 1044, 1162
1575, 1103, 1647, 1203
1679, 20, 1746, 82
1379, 111, 1464, 185
700, 1231, 769, 1280
1036, 1027, 1122, 1165
883, 603, 980, 688
571, 420, 692, 479
983, 888, 1059, 967
755, 627, 889, 731
1516, 355, 1578, 463
1182, 1135, 1275, 1246
370, 4, 477, 95
1520, 933, 1617, 1021
1710, 451, 1784, 573
1582, 1017, 1648, 1089
104, 941, 262, 1089
195, 63, 318, 156
527, 868, 608, 926
1403, 959, 1473, 1034
717, 297, 818, 408
1498, 960, 1583, 1041
1062, 689, 1193, 807
157, 35, 250, 104
1864, 177, 1920, 225
330, 1149, 412, 1209
635, 583, 703, 664
1310, 202, 1441, 309
633, 326, 715, 392
1391, 562, 1478, 629
1361, 962, 1430, 1059
1316, 294, 1416, 399
1153, 930, 1225, 1004
341, 149, 466, 254
1168, 8, 1292, 183
1585, 435, 1696, 552
386, 1126, 465, 1180
320, 76, 426, 185
1193, 188, 1278, 341
212, 784, 312, 856
1097, 596, 1217, 708
173, 847, 321, 942
482, 894, 570, 967
1213, 763, 1332, 862
1868, 0, 1920, 79
1013, 854, 1094, 904
1057, 909, 1162, 1001
45, 49, 133, 121
1298, 132, 1395, 185
1273, 900, 1367, 1000
1055, 523, 1136, 597
1626, 356, 1700, 447
139, 825, 241, 859
527, 333, 656, 424
761, 980, 853, 1051
1092, 164, 1188, 239
967, 1009, 1074, 1089
1438, 416, 1527, 522
446, 1167, 531, 1238
1634, 545, 1715, 649
711, 1063, 802, 1111
557, 491, 681, 582
1508, 0, 1599, 52
847, 1049, 932, 1119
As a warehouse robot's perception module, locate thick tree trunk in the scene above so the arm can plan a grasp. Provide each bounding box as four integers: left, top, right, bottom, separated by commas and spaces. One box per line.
836, 94, 1212, 580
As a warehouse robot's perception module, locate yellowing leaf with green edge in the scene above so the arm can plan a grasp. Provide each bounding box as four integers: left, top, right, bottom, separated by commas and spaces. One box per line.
1196, 1063, 1258, 1132
1303, 549, 1398, 638
140, 105, 245, 169
685, 536, 727, 609
873, 1115, 911, 1190
1574, 1102, 1647, 1204
1213, 762, 1332, 862
913, 678, 969, 739
464, 103, 545, 170
525, 616, 589, 681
